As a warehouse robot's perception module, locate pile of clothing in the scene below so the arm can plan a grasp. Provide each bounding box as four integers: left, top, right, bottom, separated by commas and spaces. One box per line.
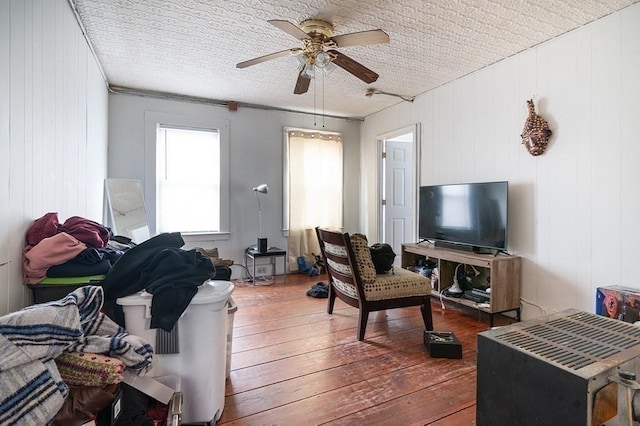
10, 214, 225, 423
22, 212, 123, 284
0, 286, 154, 425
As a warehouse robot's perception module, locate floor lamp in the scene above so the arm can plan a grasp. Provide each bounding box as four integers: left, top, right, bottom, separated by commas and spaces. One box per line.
253, 184, 268, 252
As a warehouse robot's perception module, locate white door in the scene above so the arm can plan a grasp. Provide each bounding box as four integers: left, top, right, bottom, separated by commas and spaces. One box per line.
378, 126, 419, 265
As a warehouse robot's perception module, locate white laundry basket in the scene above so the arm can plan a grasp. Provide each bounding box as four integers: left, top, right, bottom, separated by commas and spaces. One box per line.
117, 280, 234, 425
226, 298, 238, 378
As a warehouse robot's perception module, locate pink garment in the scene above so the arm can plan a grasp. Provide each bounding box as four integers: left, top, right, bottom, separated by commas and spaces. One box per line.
25, 212, 60, 246
23, 232, 87, 284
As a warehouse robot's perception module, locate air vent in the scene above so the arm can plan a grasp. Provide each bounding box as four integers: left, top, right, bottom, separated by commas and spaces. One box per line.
495, 311, 640, 371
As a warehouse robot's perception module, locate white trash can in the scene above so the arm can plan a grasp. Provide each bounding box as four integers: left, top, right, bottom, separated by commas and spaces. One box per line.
117, 280, 234, 424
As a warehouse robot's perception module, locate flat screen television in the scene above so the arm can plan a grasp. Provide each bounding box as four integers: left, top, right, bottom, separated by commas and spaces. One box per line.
418, 181, 508, 251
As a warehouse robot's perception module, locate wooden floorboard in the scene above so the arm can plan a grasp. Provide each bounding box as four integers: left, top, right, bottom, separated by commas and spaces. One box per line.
218, 273, 514, 425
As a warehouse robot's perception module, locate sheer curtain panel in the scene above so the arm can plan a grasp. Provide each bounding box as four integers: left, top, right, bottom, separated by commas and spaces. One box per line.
287, 130, 343, 271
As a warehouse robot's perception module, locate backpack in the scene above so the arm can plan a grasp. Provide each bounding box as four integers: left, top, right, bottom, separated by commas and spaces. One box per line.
370, 243, 396, 274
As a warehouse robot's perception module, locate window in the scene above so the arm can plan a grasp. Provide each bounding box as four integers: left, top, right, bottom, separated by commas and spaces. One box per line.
285, 129, 343, 269
144, 112, 229, 237
156, 126, 220, 233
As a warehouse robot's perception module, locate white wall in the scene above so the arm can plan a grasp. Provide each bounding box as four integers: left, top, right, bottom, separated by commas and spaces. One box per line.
108, 93, 361, 277
0, 0, 109, 316
361, 3, 640, 320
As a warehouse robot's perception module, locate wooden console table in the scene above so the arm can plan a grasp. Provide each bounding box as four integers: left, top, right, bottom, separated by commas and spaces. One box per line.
401, 243, 521, 326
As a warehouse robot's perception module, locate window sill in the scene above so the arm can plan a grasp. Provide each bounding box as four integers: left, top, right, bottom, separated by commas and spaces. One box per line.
180, 232, 231, 242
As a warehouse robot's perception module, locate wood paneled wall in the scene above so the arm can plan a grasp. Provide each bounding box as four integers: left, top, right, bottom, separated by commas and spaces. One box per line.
361, 3, 640, 320
0, 0, 109, 315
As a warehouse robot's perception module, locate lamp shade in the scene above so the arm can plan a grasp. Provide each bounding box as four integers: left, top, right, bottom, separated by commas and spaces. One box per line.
252, 183, 268, 252
253, 184, 268, 194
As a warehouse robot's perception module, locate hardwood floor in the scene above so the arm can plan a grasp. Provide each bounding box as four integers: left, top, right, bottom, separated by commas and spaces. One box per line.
218, 273, 514, 425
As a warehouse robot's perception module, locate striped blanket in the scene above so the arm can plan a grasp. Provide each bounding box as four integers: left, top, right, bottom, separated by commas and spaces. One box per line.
0, 286, 153, 425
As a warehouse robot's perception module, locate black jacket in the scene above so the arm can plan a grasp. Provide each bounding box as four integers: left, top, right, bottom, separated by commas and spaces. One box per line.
102, 232, 214, 331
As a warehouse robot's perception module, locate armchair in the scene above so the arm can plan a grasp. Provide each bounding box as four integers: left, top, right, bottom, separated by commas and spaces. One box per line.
316, 227, 433, 341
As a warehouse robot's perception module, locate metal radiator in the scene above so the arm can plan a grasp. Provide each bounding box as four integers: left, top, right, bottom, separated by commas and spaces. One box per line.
477, 309, 640, 426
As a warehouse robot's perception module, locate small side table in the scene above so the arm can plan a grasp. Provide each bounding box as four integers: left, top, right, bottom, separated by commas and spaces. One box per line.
245, 246, 287, 283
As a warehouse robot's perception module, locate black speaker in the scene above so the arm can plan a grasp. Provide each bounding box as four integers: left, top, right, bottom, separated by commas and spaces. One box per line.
257, 237, 268, 253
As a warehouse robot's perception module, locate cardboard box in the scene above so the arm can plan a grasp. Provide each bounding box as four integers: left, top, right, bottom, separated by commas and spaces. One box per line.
596, 286, 640, 323
424, 331, 462, 359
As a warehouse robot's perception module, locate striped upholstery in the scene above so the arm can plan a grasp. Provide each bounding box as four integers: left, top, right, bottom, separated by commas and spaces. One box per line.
324, 242, 347, 257
331, 276, 358, 299
326, 258, 353, 279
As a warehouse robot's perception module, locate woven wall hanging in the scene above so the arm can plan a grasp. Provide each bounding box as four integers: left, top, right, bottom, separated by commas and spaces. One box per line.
520, 99, 552, 156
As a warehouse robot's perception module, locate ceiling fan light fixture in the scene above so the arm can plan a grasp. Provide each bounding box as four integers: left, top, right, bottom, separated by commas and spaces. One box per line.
321, 61, 337, 76
314, 51, 332, 68
301, 63, 315, 79
295, 54, 307, 68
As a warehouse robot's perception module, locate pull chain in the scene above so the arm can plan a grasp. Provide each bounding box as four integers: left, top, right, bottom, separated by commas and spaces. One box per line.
313, 75, 317, 127
322, 71, 325, 128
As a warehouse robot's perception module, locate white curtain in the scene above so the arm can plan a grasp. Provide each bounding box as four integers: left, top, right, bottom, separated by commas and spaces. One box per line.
287, 130, 343, 271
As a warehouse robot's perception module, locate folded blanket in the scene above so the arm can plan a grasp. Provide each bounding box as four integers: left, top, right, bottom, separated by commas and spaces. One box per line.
0, 286, 153, 425
55, 352, 125, 387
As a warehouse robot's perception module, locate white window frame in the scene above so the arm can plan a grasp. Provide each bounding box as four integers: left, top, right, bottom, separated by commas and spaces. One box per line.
144, 111, 230, 240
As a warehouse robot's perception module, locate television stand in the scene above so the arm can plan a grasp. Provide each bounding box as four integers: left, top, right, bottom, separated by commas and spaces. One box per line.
401, 243, 521, 327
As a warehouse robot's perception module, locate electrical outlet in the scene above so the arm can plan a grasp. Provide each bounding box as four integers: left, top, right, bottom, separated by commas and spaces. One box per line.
256, 266, 268, 275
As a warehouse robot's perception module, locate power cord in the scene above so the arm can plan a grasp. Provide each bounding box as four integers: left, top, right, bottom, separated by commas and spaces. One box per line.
520, 297, 558, 316
230, 263, 253, 282
233, 262, 275, 286
439, 285, 451, 309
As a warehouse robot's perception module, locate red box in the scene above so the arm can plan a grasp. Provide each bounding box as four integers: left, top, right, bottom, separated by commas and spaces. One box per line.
596, 286, 640, 323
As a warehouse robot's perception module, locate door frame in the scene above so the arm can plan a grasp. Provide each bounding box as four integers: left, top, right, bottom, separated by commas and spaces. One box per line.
376, 123, 422, 243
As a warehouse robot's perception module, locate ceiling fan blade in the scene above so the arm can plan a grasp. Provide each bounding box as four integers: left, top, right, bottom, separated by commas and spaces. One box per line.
330, 29, 389, 48
268, 19, 309, 40
328, 50, 379, 84
236, 48, 302, 68
294, 72, 311, 95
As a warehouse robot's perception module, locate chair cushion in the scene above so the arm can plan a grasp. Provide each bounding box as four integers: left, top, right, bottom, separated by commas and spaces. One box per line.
363, 267, 431, 301
350, 233, 377, 285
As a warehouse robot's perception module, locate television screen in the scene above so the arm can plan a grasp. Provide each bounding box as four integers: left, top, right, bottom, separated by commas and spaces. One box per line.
418, 181, 508, 250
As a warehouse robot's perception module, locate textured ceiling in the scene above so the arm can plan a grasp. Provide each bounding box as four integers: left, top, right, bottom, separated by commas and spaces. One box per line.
71, 0, 638, 119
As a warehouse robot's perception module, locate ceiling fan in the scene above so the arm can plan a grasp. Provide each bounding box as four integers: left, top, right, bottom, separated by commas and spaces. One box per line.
236, 19, 389, 95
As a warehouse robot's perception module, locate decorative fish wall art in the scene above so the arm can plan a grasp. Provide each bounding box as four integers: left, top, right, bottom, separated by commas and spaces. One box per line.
520, 99, 552, 156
